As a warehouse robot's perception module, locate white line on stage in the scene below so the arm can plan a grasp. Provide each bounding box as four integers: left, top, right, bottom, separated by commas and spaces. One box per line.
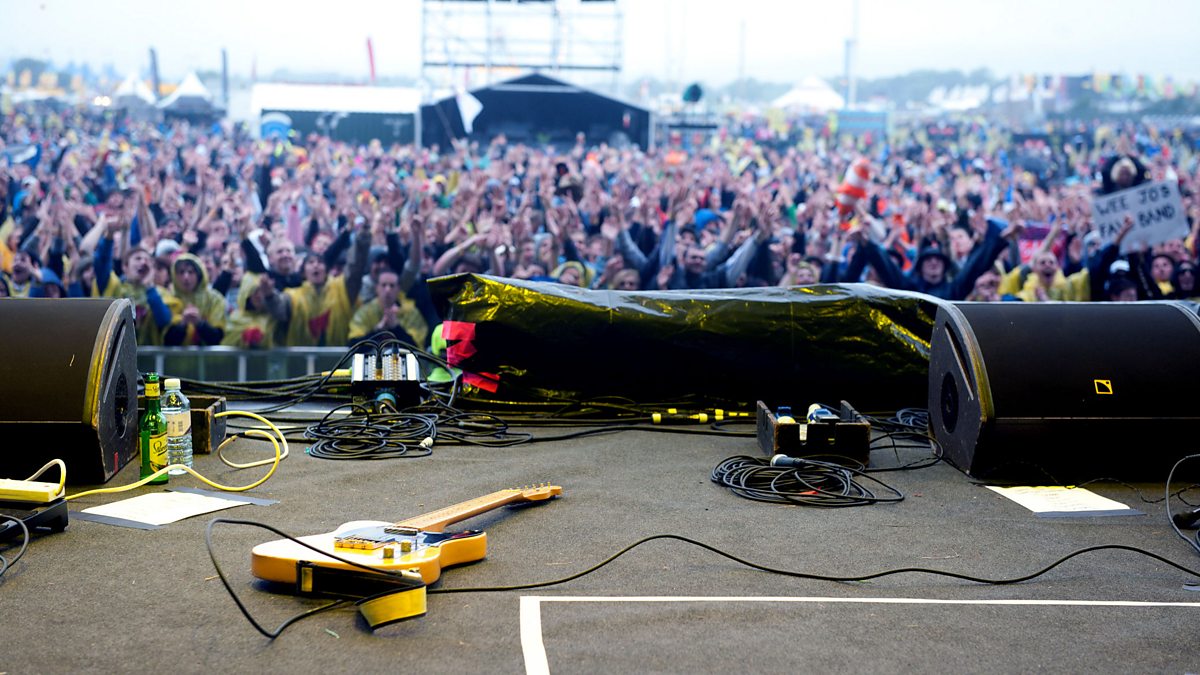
520, 595, 1200, 675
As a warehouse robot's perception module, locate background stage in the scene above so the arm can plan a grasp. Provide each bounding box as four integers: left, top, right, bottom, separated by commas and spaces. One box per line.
2, 417, 1198, 673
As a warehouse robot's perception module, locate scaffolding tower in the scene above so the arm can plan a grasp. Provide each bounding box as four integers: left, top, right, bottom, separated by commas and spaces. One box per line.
421, 0, 623, 93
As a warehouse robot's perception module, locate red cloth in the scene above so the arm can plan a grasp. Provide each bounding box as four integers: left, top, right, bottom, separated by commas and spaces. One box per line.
308, 310, 330, 340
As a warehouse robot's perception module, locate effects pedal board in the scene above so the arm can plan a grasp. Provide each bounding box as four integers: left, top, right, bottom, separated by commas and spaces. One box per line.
350, 351, 424, 408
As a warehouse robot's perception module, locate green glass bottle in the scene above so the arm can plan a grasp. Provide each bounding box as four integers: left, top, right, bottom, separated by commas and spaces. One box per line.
140, 373, 169, 485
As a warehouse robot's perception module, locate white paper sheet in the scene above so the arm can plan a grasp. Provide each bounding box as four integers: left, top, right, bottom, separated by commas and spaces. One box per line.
985, 485, 1140, 517
81, 491, 252, 526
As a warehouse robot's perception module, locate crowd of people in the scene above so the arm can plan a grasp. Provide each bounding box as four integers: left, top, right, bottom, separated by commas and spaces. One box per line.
2, 104, 1199, 352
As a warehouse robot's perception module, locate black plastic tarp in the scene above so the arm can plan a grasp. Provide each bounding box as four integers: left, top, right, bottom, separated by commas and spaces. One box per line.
428, 275, 942, 412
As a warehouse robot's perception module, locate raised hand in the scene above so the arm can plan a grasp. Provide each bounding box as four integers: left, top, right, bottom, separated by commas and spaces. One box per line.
602, 253, 624, 277
1000, 219, 1026, 242
181, 228, 199, 249
656, 263, 674, 290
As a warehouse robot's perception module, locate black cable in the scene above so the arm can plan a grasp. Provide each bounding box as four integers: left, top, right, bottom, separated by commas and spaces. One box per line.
527, 424, 755, 443
1165, 454, 1200, 557
880, 407, 930, 432
181, 374, 326, 396
180, 373, 351, 411
860, 409, 929, 435
207, 518, 1200, 639
0, 514, 30, 580
853, 407, 944, 472
458, 392, 704, 419
428, 534, 1200, 594
204, 518, 352, 639
298, 391, 756, 461
181, 336, 433, 414
711, 455, 905, 507
866, 429, 943, 472
402, 402, 533, 447
304, 404, 437, 460
454, 376, 762, 423
237, 343, 363, 414
195, 350, 929, 458
423, 381, 759, 441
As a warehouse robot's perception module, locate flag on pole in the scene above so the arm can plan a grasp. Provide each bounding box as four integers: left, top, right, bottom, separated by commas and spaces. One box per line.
457, 90, 483, 134
367, 37, 377, 85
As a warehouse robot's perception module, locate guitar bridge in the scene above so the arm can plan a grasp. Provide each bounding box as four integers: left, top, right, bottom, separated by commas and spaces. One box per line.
334, 536, 390, 551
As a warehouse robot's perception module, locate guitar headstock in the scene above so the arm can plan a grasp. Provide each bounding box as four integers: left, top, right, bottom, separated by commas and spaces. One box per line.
518, 483, 562, 501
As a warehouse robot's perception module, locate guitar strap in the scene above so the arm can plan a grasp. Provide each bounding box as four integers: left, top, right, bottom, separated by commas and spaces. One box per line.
295, 562, 428, 629
356, 587, 428, 630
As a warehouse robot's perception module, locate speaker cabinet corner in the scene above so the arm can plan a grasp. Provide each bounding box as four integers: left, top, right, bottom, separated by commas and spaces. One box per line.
928, 301, 1200, 482
0, 298, 139, 484
929, 303, 993, 477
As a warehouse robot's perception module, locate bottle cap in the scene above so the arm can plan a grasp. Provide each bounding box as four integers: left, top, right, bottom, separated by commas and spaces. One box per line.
164, 378, 181, 389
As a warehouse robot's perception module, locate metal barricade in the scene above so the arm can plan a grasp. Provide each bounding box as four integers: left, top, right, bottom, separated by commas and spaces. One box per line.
137, 346, 349, 382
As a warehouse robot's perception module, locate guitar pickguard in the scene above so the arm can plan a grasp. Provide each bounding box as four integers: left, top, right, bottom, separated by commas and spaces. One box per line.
335, 525, 458, 551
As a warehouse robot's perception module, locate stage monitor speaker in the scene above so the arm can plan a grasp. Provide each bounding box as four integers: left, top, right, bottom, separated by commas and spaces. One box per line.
0, 298, 139, 484
928, 301, 1200, 481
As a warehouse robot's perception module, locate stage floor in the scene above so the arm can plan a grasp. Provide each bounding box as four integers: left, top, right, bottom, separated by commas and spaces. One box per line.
4, 414, 1199, 673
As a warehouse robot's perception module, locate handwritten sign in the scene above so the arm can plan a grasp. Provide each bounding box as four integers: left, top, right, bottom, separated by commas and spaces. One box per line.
1092, 180, 1188, 254
1016, 223, 1053, 265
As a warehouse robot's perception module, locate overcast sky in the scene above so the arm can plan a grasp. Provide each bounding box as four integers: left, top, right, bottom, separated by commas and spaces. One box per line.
6, 0, 1200, 87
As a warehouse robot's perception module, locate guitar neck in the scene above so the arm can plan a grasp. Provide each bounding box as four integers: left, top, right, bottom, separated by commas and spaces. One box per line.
397, 489, 531, 533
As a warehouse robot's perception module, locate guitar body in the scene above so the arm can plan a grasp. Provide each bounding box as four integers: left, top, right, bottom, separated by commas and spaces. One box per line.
250, 485, 561, 589
251, 520, 487, 585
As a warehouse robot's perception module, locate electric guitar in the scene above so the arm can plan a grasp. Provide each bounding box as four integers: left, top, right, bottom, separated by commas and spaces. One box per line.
251, 485, 562, 586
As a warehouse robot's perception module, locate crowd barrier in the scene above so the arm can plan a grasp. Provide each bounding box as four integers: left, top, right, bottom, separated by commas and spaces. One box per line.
136, 346, 349, 382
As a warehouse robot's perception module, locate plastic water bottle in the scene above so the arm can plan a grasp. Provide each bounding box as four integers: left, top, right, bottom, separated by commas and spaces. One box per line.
162, 378, 192, 475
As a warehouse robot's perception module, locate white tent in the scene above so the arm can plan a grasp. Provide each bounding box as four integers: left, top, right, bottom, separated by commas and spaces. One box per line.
929, 84, 990, 112
158, 72, 219, 116
113, 74, 156, 106
771, 76, 845, 113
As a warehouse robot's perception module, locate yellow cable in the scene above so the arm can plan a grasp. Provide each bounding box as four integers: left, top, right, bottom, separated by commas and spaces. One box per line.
65, 410, 286, 502
215, 429, 283, 473
23, 458, 67, 499
217, 425, 291, 469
